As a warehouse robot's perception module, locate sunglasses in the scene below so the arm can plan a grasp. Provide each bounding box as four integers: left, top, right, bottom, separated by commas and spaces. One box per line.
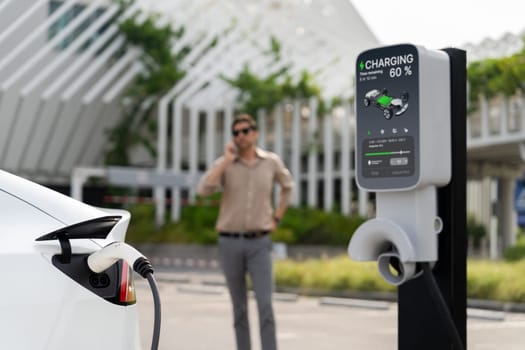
232, 127, 253, 137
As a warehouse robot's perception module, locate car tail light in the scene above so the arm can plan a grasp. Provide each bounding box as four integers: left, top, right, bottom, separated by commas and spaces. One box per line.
119, 260, 136, 305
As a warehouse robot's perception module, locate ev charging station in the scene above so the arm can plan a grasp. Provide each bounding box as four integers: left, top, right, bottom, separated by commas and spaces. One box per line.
348, 45, 466, 349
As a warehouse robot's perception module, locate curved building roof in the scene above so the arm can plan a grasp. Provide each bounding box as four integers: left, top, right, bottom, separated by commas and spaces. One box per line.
0, 0, 378, 184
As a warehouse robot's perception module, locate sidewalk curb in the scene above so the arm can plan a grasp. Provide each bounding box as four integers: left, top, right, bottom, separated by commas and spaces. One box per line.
319, 297, 391, 310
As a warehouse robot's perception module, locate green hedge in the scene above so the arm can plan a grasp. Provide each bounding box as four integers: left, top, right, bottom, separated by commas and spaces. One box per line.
125, 204, 366, 245
503, 245, 525, 262
126, 203, 490, 247
468, 259, 525, 302
503, 233, 525, 261
276, 207, 365, 245
274, 256, 525, 303
125, 204, 218, 244
275, 257, 395, 293
467, 213, 487, 247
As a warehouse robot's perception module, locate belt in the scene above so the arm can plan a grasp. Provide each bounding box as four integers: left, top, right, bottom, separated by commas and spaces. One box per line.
219, 231, 270, 239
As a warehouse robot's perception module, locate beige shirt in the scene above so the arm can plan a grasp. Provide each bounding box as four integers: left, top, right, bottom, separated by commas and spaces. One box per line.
197, 148, 294, 232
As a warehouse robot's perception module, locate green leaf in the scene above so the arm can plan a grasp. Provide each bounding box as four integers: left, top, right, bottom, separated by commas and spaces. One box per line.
222, 38, 322, 118
467, 43, 525, 111
105, 4, 190, 165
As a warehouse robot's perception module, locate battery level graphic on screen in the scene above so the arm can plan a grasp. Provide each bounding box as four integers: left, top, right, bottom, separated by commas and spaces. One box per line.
365, 150, 411, 156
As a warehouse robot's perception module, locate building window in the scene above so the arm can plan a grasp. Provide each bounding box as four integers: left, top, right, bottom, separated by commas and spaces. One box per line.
48, 1, 108, 52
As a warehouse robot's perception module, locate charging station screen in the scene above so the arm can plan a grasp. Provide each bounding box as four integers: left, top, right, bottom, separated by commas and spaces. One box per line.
355, 44, 420, 190
362, 136, 415, 177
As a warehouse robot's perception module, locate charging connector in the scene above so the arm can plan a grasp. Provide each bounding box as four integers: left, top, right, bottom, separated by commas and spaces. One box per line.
87, 242, 161, 350
87, 242, 144, 273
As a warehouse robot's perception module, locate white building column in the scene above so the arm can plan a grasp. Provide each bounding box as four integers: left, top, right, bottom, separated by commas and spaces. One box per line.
171, 102, 183, 221
257, 108, 267, 149
498, 177, 517, 249
358, 188, 368, 217
273, 104, 284, 157
188, 107, 199, 203
205, 107, 216, 169
307, 98, 318, 208
155, 98, 168, 227
273, 104, 284, 206
323, 112, 334, 211
486, 177, 499, 260
291, 100, 301, 206
223, 105, 233, 148
340, 104, 352, 215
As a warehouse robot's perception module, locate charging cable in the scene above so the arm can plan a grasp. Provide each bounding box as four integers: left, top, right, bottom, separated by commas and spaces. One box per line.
88, 242, 161, 350
421, 262, 464, 350
144, 268, 161, 350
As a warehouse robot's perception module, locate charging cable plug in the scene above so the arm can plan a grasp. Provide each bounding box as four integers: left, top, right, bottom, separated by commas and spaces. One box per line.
87, 241, 154, 277
88, 241, 160, 350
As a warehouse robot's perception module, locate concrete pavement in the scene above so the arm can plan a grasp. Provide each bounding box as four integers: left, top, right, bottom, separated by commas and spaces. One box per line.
135, 271, 525, 350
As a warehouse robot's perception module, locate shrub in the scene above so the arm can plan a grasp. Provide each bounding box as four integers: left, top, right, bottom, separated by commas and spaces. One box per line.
503, 231, 525, 261
125, 204, 219, 244
180, 204, 219, 232
466, 261, 502, 300
467, 260, 525, 303
125, 204, 157, 242
271, 228, 296, 244
126, 204, 365, 246
281, 207, 366, 246
274, 257, 395, 293
467, 213, 487, 247
503, 244, 525, 261
275, 257, 525, 303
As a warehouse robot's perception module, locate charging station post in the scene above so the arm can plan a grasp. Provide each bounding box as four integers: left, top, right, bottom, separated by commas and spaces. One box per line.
348, 45, 466, 349
398, 48, 466, 350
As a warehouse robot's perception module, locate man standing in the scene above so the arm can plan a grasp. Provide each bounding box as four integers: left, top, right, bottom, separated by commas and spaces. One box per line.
197, 113, 294, 350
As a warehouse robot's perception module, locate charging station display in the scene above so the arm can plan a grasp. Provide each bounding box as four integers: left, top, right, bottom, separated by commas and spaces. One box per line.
356, 44, 420, 190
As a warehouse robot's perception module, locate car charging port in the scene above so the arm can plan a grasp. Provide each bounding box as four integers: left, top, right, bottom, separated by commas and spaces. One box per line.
89, 273, 111, 289
52, 254, 135, 306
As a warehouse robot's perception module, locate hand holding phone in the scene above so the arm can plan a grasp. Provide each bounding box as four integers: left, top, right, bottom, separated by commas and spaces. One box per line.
224, 141, 238, 162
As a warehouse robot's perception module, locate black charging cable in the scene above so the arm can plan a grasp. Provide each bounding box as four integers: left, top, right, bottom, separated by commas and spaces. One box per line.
421, 262, 464, 350
134, 257, 161, 350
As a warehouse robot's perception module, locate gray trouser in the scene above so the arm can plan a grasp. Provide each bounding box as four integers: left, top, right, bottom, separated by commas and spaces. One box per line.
218, 235, 277, 350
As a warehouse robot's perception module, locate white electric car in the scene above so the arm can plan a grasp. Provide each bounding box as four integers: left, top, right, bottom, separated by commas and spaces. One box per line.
0, 170, 141, 349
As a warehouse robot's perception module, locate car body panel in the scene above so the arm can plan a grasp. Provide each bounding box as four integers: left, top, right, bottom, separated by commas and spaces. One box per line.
0, 170, 105, 226
0, 170, 141, 349
0, 252, 140, 349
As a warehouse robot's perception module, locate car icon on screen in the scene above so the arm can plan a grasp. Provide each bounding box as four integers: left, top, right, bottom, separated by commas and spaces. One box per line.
364, 89, 409, 119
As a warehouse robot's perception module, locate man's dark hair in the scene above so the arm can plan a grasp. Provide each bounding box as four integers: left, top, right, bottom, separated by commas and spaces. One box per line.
232, 113, 257, 130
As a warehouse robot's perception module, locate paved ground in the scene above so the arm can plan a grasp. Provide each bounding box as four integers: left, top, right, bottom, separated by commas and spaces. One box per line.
136, 271, 525, 350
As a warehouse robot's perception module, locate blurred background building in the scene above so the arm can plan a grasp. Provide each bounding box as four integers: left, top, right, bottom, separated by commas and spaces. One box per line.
1, 0, 524, 258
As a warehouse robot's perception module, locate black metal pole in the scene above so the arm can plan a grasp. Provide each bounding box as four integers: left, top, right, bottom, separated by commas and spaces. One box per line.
398, 48, 467, 349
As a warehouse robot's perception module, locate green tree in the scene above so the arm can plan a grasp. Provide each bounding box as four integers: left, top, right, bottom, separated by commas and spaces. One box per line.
105, 2, 189, 165
467, 40, 525, 110
222, 37, 322, 118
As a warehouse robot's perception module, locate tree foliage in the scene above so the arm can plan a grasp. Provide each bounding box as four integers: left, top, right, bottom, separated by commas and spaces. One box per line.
222, 37, 322, 118
105, 2, 188, 165
467, 41, 525, 110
